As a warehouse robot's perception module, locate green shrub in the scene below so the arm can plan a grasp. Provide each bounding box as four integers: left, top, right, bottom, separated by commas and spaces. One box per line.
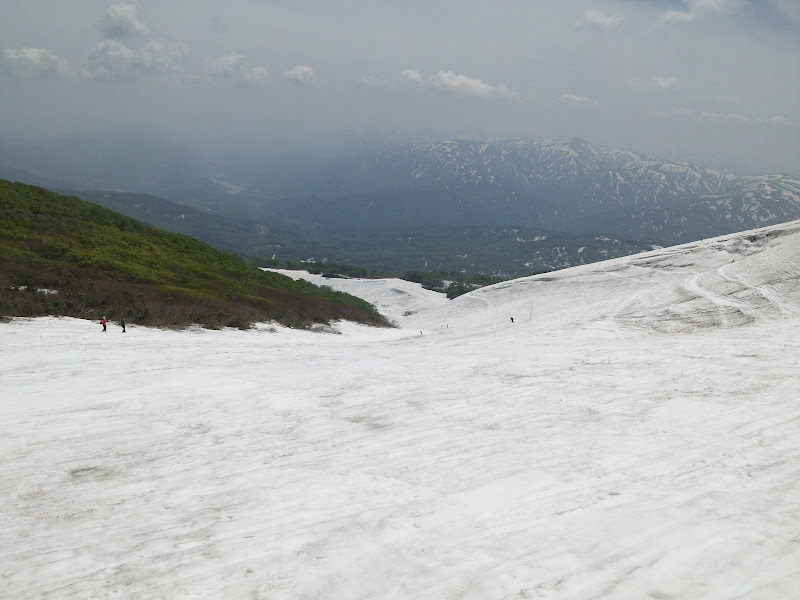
0, 180, 390, 329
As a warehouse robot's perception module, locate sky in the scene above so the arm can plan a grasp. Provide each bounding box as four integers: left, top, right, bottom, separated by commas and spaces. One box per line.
0, 0, 799, 174
2, 219, 800, 598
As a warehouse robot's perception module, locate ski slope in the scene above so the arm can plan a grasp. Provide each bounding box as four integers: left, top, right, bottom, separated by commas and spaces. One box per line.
2, 221, 799, 599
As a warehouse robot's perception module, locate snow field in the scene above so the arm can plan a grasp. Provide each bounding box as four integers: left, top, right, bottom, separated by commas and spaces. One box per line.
2, 220, 800, 599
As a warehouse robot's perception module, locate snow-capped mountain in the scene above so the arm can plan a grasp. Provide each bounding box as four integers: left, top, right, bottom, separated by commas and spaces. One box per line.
265, 138, 800, 243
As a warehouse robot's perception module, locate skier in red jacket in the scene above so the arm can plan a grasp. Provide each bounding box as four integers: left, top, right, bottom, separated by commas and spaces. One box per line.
101, 317, 108, 332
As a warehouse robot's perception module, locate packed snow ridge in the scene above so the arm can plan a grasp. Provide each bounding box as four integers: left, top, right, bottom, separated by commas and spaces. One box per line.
2, 220, 800, 599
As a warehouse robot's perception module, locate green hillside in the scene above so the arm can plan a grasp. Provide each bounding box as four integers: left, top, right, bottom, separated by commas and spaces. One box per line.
0, 180, 389, 329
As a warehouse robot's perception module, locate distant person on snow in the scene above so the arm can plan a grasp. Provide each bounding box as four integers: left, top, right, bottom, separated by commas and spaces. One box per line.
101, 316, 107, 332
510, 317, 514, 323
120, 320, 126, 333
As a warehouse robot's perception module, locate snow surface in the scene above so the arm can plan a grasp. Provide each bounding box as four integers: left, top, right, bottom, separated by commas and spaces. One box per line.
268, 270, 449, 324
2, 221, 800, 599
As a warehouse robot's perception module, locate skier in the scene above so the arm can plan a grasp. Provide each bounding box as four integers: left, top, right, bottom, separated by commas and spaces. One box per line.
101, 316, 108, 332
120, 320, 126, 333
510, 317, 514, 323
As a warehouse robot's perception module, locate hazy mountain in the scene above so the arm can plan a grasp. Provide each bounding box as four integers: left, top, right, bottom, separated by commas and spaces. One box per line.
254, 138, 800, 243
3, 135, 798, 275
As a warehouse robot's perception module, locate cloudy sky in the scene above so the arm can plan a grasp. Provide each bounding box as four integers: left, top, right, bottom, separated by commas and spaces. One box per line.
1, 0, 798, 174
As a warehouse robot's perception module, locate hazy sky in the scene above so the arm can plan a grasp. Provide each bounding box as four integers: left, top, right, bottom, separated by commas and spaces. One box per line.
1, 0, 798, 174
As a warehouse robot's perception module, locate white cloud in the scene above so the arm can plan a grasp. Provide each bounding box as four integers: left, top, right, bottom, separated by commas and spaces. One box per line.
654, 107, 696, 118
283, 65, 316, 85
577, 10, 623, 30
208, 53, 268, 85
82, 39, 188, 80
659, 10, 696, 24
82, 2, 187, 81
209, 53, 243, 75
699, 111, 751, 123
652, 106, 796, 127
653, 76, 680, 89
82, 40, 137, 80
687, 0, 740, 12
628, 75, 681, 92
400, 69, 423, 84
359, 75, 381, 87
402, 69, 523, 101
1, 47, 69, 79
100, 3, 153, 40
660, 0, 741, 24
559, 93, 598, 105
430, 71, 523, 101
671, 107, 696, 117
138, 40, 189, 72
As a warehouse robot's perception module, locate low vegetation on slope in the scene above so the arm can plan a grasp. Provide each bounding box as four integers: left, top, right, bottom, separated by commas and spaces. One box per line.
0, 180, 389, 329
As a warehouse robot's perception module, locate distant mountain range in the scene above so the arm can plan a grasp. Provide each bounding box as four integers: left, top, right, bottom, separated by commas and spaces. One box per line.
245, 137, 800, 244
2, 135, 798, 277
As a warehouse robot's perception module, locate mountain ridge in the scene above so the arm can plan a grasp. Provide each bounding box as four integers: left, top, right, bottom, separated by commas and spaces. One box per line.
3, 134, 798, 276
257, 137, 800, 244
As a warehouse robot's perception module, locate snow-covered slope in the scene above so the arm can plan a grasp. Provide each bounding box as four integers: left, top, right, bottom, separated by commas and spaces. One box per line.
2, 221, 799, 599
407, 218, 800, 333
268, 269, 449, 323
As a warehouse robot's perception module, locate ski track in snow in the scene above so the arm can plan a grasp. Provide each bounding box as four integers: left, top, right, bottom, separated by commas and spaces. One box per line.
2, 221, 800, 599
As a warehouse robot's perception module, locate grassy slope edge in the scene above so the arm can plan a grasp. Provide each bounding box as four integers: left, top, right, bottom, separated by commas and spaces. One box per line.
0, 180, 390, 329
